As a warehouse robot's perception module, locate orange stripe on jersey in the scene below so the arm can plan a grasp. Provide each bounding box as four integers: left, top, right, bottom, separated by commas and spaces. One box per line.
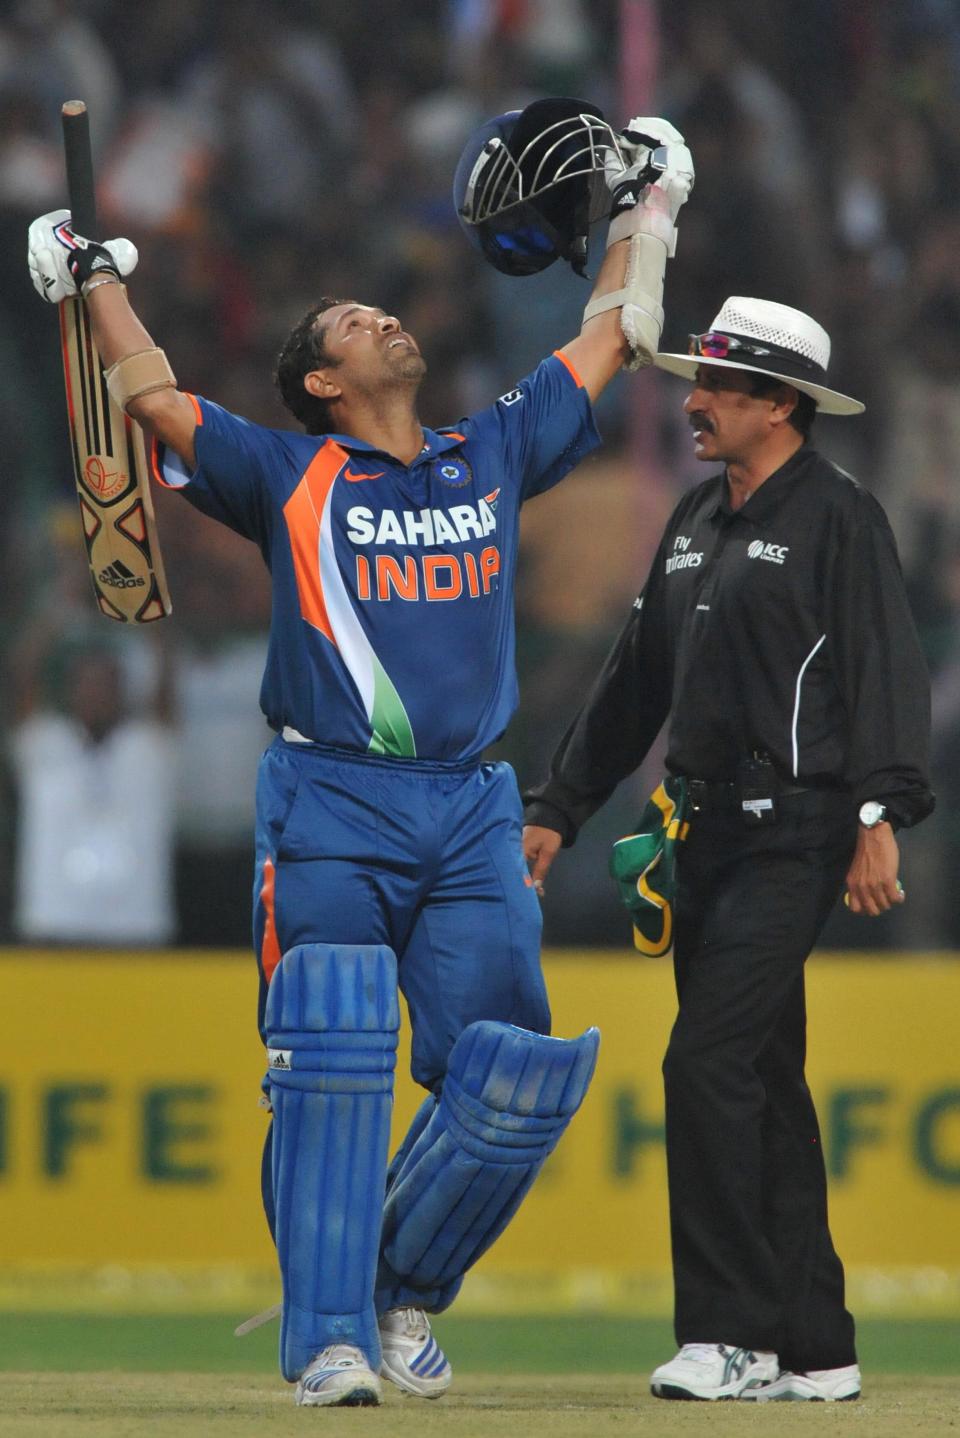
553, 350, 585, 388
283, 439, 349, 645
150, 393, 203, 488
440, 431, 466, 442
260, 855, 282, 985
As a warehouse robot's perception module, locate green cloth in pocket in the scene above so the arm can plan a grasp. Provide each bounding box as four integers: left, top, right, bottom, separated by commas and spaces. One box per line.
609, 776, 689, 956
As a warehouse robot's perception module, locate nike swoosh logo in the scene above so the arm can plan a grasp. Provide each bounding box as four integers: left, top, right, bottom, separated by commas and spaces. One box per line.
344, 468, 386, 482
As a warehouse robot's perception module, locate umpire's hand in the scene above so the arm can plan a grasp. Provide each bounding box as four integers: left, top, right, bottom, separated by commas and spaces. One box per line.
844, 821, 904, 916
523, 825, 563, 898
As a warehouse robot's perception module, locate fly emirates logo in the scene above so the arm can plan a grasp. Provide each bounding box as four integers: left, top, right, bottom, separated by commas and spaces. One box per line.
665, 534, 703, 574
346, 496, 500, 603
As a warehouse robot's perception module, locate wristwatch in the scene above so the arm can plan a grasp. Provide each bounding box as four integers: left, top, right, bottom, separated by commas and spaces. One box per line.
858, 800, 888, 829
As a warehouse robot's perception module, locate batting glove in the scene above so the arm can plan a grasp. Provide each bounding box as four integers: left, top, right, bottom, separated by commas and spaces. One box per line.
28, 209, 138, 304
605, 118, 694, 249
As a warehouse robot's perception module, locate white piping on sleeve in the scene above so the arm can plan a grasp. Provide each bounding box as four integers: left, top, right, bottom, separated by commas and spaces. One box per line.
791, 634, 826, 777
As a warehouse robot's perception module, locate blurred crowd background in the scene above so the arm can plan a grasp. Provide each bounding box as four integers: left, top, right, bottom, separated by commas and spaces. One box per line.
1, 0, 959, 951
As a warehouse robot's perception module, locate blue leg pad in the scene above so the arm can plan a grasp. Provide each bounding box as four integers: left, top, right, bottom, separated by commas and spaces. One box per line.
374, 1093, 437, 1315
378, 1020, 599, 1312
265, 943, 399, 1381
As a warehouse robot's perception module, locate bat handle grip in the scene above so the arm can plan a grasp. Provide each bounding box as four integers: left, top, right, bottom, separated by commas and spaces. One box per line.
61, 99, 98, 236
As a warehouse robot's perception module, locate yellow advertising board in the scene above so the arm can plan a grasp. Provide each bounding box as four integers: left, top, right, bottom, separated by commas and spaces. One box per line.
1, 951, 958, 1314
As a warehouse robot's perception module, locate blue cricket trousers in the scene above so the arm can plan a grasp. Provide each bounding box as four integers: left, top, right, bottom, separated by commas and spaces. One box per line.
253, 735, 549, 1090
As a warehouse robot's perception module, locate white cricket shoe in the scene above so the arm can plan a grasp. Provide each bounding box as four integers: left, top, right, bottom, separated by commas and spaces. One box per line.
294, 1344, 382, 1407
651, 1343, 779, 1400
741, 1362, 861, 1402
379, 1306, 452, 1398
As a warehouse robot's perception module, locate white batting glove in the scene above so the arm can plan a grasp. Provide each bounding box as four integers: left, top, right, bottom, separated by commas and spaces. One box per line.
28, 209, 138, 304
605, 118, 694, 249
583, 118, 694, 371
618, 117, 687, 162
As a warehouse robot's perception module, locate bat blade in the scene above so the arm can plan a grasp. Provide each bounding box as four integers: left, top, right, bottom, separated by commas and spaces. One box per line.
59, 98, 171, 622
60, 295, 171, 622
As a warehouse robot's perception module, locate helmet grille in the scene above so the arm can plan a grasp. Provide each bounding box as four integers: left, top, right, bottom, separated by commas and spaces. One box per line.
467, 113, 625, 224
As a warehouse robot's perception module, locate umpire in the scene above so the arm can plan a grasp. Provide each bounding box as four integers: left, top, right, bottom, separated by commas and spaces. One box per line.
523, 297, 934, 1403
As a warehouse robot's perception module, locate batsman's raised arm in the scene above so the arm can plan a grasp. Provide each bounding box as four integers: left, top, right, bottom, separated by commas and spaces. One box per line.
84, 280, 197, 467
27, 210, 198, 467
561, 117, 694, 402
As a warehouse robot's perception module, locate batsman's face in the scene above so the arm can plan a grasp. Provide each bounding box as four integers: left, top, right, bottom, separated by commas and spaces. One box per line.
317, 303, 426, 391
683, 365, 778, 463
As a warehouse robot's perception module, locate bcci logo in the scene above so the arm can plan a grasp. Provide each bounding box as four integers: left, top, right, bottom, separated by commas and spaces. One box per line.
434, 457, 473, 488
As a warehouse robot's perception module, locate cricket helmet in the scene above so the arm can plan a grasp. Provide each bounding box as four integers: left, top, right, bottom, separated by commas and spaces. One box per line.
453, 97, 624, 277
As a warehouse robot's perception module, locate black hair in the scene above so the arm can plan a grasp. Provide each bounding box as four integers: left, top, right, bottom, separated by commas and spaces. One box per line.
749, 374, 816, 440
274, 297, 351, 434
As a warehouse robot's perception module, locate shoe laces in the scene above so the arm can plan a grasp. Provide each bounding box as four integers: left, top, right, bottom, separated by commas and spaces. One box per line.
309, 1343, 366, 1371
679, 1343, 724, 1363
384, 1306, 429, 1338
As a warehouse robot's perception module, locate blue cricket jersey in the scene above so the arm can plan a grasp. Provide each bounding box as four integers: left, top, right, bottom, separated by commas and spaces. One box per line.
155, 352, 600, 761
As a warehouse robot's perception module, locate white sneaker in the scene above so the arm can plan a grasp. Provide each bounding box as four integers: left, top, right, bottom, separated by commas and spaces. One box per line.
379, 1306, 452, 1398
651, 1343, 779, 1400
294, 1344, 382, 1407
741, 1362, 861, 1402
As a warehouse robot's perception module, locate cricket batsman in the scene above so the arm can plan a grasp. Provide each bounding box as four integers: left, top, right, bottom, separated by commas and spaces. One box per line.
28, 100, 693, 1407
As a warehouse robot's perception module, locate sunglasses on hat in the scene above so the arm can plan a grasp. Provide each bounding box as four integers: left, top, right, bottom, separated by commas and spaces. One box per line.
688, 332, 775, 361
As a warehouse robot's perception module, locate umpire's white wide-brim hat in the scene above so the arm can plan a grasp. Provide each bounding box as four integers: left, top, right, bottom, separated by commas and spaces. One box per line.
653, 296, 865, 416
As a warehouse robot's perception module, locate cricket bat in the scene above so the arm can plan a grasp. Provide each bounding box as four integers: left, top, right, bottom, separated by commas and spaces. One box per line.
59, 99, 171, 623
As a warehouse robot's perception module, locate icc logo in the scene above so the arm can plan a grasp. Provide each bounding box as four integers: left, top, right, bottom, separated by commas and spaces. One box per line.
748, 539, 789, 564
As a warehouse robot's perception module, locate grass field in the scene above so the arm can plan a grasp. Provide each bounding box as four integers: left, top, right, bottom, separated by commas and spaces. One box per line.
1, 1316, 958, 1436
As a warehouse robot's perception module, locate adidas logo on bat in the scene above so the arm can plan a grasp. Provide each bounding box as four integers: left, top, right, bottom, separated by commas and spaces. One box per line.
98, 558, 145, 589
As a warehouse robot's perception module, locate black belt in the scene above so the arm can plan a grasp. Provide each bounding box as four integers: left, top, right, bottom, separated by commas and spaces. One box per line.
685, 776, 809, 813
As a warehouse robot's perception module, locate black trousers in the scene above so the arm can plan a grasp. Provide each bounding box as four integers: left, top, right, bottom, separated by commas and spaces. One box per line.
666, 787, 858, 1371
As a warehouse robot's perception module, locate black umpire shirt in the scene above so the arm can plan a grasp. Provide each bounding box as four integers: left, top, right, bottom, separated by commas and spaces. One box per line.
524, 445, 935, 843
